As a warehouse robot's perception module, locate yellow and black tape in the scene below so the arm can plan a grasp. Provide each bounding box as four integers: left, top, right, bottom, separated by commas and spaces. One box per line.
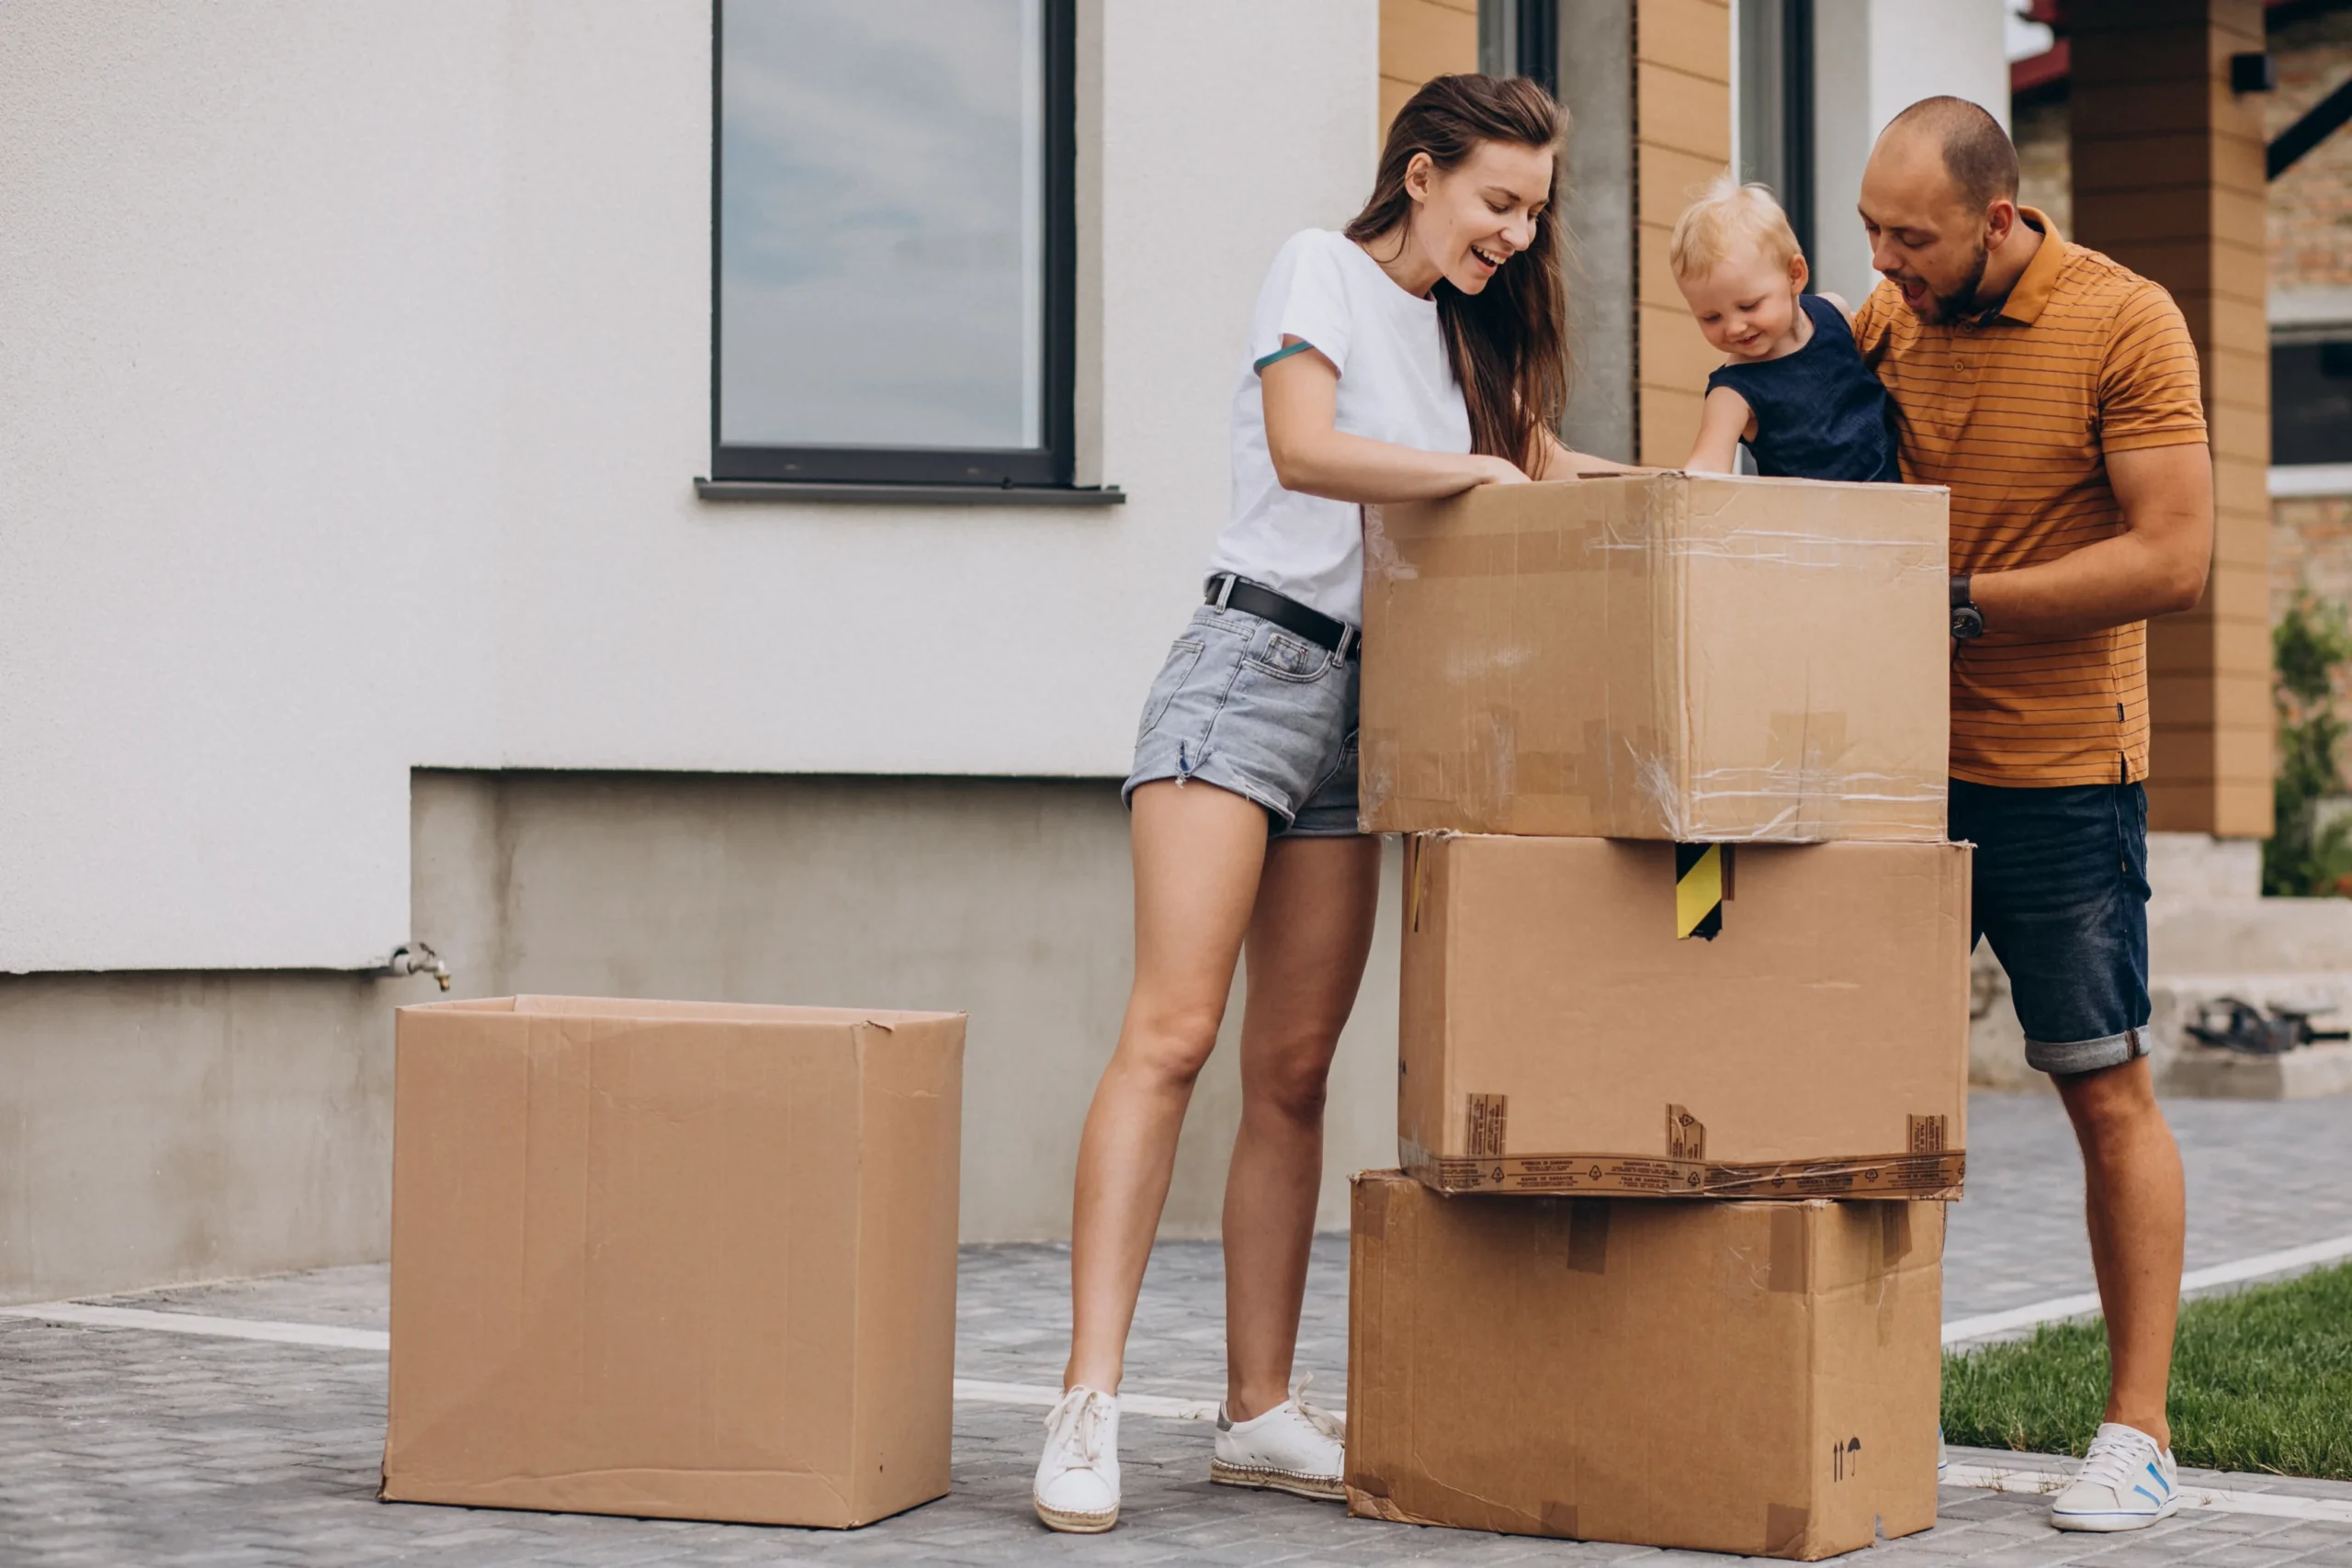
1674, 843, 1728, 940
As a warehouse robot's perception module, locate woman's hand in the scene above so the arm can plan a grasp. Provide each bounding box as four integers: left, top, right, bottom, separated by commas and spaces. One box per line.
1469, 455, 1533, 485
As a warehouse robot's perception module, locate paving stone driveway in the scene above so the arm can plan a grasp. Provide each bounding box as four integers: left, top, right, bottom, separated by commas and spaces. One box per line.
4, 1093, 2350, 1567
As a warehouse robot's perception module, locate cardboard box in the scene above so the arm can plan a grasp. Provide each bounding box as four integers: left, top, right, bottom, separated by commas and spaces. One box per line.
1360, 473, 1950, 841
1400, 834, 1969, 1197
380, 996, 965, 1528
1346, 1171, 1944, 1558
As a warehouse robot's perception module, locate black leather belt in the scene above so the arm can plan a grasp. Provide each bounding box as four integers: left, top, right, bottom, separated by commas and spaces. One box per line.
1205, 573, 1360, 661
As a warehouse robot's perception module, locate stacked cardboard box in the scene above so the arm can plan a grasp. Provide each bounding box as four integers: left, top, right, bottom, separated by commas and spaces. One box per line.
1348, 474, 1966, 1558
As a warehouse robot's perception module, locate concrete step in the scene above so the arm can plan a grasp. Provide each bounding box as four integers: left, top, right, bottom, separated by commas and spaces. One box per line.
1972, 959, 2352, 1098
2164, 1041, 2352, 1099
2150, 897, 2352, 973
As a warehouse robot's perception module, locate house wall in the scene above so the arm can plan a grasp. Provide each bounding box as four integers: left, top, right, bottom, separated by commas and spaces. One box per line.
1806, 0, 2014, 308
2014, 6, 2352, 735
1380, 0, 1478, 131
2268, 7, 2352, 293
1560, 2, 1639, 463
2071, 0, 2274, 838
0, 1, 1381, 975
1634, 0, 1733, 464
0, 0, 1398, 1297
1, 771, 1408, 1303
408, 772, 1408, 1256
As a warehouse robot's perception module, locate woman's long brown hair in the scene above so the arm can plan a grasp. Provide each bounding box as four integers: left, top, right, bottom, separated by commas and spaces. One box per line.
1345, 74, 1569, 474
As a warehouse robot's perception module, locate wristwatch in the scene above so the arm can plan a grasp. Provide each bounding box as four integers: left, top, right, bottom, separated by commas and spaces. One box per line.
1951, 572, 1984, 641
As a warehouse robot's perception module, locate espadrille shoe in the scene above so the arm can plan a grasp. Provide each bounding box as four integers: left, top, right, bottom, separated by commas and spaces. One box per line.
1034, 1385, 1120, 1532
1210, 1375, 1345, 1502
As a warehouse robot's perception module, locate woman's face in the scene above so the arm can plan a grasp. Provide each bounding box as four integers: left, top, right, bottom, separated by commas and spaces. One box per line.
1405, 139, 1554, 297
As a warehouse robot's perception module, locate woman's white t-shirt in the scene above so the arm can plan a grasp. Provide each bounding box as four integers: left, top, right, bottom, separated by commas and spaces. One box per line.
1207, 229, 1473, 628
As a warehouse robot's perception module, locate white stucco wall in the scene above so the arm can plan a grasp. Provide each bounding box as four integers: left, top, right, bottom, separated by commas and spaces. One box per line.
1808, 0, 2014, 306
0, 1, 1379, 973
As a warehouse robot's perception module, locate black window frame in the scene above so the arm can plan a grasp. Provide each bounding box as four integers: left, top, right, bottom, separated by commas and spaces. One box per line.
708, 0, 1080, 490
2272, 333, 2352, 468
1734, 0, 1815, 262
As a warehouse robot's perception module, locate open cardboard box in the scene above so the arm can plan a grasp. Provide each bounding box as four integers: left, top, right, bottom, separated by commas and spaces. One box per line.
380, 995, 965, 1529
1361, 471, 1951, 842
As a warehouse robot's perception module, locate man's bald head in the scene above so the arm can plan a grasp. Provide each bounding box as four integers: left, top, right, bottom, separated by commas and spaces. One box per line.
1859, 96, 2037, 323
1876, 96, 2018, 213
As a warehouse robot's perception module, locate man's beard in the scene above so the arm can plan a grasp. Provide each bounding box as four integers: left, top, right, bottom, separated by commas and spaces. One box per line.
1926, 241, 1992, 323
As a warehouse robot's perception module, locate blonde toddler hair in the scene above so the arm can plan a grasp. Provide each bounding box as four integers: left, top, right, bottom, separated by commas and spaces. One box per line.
1668, 174, 1804, 279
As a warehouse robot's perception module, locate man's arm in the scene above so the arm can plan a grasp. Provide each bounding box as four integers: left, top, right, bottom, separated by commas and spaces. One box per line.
1966, 443, 2212, 637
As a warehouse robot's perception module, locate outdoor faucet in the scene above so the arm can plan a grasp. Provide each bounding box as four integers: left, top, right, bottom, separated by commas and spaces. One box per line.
385, 942, 452, 991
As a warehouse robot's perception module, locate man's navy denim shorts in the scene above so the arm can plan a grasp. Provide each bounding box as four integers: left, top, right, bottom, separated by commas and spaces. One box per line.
1123, 602, 1362, 838
1951, 777, 2152, 1077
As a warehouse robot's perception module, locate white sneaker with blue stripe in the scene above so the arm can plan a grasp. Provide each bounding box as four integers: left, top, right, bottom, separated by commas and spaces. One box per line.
2050, 1422, 2180, 1531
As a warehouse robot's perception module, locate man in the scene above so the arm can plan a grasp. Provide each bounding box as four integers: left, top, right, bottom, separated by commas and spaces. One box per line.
1851, 97, 2211, 1532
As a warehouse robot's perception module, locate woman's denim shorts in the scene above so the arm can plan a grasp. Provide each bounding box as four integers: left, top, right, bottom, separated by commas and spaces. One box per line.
1122, 603, 1362, 838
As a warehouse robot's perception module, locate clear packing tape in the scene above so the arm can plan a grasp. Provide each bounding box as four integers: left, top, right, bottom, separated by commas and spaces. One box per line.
1633, 750, 1950, 844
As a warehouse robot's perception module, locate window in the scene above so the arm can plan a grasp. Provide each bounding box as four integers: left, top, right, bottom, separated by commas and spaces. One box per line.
1736, 0, 1815, 262
1477, 0, 1557, 96
712, 0, 1077, 489
2273, 337, 2352, 469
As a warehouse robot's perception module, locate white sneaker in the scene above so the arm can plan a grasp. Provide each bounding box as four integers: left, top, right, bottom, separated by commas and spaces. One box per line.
2050, 1422, 2180, 1532
1034, 1385, 1121, 1533
1210, 1375, 1346, 1501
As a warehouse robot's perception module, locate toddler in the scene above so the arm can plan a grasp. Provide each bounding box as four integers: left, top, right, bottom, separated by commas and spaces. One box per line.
1669, 176, 1900, 482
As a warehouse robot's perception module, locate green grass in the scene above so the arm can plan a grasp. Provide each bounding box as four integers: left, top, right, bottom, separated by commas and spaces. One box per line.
1940, 1259, 2352, 1481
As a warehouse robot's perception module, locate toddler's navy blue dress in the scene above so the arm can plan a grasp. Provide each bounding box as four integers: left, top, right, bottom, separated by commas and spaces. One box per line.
1704, 293, 1901, 483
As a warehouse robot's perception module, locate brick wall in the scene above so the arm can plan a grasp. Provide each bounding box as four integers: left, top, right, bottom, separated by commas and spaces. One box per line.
2268, 9, 2352, 290
2015, 94, 2074, 235
2016, 12, 2352, 292
2273, 494, 2352, 611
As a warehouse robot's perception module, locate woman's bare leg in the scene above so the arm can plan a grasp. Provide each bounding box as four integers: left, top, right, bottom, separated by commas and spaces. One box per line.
1221, 833, 1383, 1420
1064, 779, 1272, 1394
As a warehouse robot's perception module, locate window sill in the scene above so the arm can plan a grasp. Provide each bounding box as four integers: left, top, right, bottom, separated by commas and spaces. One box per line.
2271, 465, 2352, 499
695, 479, 1125, 506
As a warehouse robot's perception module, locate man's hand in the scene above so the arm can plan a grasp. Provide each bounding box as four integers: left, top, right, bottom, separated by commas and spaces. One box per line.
1966, 443, 2212, 637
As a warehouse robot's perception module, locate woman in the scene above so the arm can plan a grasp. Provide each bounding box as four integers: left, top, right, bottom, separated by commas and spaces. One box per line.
1034, 74, 1628, 1533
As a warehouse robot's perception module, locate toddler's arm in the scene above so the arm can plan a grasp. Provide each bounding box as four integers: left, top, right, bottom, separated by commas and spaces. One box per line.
1684, 386, 1754, 473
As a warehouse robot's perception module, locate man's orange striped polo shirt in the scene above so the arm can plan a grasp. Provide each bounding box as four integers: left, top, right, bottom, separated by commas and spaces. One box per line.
1849, 209, 2209, 788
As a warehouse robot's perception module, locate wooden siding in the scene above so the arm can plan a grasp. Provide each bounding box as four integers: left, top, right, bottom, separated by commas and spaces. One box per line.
2071, 0, 2274, 837
1632, 0, 1732, 465
1379, 0, 1477, 135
